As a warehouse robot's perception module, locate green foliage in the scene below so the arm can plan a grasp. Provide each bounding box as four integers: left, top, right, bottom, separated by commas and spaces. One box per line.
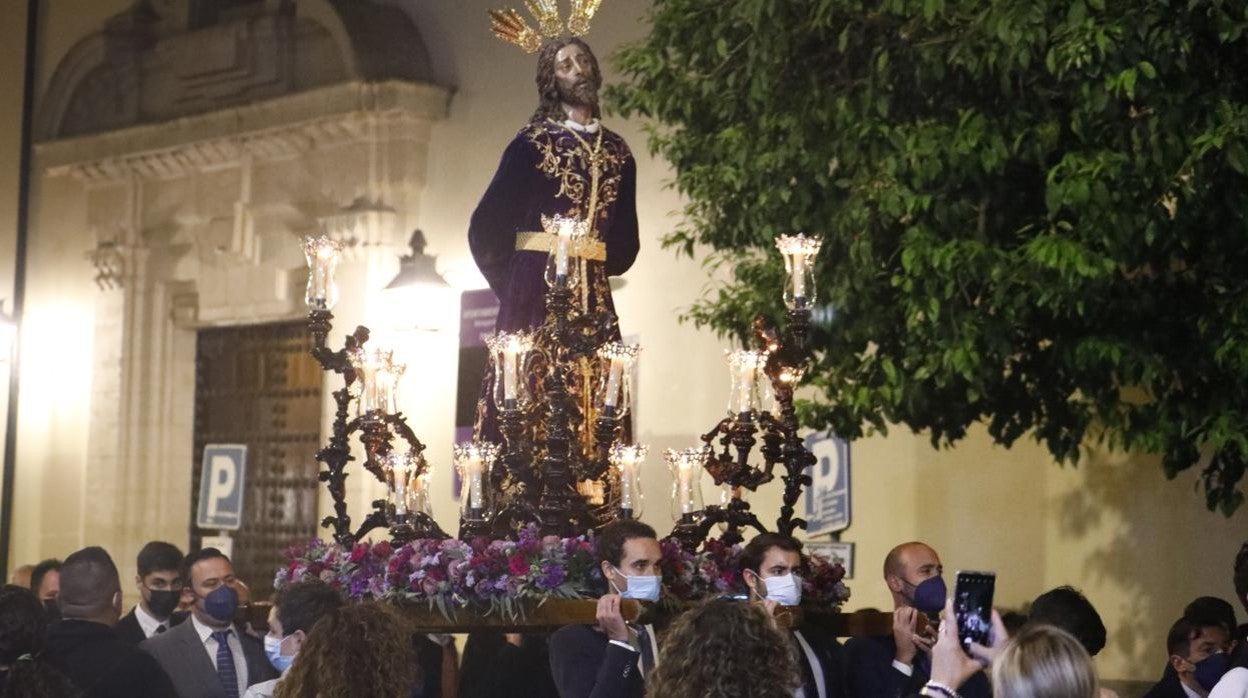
608, 0, 1248, 514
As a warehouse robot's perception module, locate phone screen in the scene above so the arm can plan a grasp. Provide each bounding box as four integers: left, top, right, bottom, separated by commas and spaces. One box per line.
954, 571, 996, 654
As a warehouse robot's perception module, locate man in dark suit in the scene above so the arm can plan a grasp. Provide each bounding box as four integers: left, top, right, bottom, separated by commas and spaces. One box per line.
142, 548, 276, 698
844, 541, 989, 698
42, 546, 177, 697
1143, 615, 1231, 698
741, 533, 846, 698
117, 541, 185, 645
549, 520, 662, 698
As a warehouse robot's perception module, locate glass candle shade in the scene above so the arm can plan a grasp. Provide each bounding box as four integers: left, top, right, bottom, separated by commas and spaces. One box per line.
762, 365, 804, 418
595, 342, 640, 420
349, 348, 404, 419
775, 234, 823, 310
664, 447, 707, 521
487, 331, 534, 411
303, 235, 344, 310
384, 451, 430, 518
454, 442, 499, 521
542, 215, 587, 288
609, 444, 647, 519
725, 349, 769, 418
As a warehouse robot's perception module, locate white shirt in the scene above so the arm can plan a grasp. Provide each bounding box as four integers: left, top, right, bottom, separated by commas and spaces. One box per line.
190, 614, 248, 691
242, 678, 281, 698
132, 603, 170, 639
1212, 668, 1248, 698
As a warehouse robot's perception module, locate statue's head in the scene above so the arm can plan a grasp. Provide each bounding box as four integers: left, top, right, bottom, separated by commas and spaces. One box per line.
532, 37, 602, 123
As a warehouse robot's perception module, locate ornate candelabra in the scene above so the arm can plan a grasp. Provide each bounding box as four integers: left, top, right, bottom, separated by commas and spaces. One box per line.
300, 223, 824, 552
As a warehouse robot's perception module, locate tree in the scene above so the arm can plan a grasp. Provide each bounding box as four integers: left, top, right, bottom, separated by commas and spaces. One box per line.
608, 0, 1248, 513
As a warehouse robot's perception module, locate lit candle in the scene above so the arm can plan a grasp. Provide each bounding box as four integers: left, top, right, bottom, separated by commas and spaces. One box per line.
596, 342, 640, 416
455, 442, 500, 520
726, 349, 767, 417
488, 332, 533, 411
350, 348, 404, 418
302, 235, 344, 310
610, 444, 647, 518
775, 234, 824, 310
556, 218, 575, 280
393, 459, 410, 516
664, 447, 707, 519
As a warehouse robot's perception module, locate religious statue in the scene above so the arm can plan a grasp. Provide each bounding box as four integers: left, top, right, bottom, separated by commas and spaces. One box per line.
469, 2, 639, 449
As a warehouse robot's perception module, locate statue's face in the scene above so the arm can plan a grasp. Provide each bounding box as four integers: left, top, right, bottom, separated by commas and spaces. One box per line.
554, 43, 598, 108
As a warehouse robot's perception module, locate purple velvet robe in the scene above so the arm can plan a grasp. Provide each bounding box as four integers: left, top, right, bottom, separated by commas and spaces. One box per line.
469, 119, 640, 332
467, 119, 640, 448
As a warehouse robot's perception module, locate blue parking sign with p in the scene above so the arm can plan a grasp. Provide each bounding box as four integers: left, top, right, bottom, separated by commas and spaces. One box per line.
197, 445, 247, 531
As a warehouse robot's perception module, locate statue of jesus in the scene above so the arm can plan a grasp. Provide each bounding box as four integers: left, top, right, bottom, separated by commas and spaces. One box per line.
468, 37, 640, 333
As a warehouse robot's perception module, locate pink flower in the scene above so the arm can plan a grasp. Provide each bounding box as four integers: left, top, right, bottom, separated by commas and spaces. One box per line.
508, 554, 529, 577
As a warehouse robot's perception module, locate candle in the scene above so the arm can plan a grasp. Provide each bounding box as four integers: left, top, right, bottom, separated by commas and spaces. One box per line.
393, 463, 409, 516
302, 235, 344, 310
349, 348, 404, 418
610, 444, 647, 518
488, 332, 533, 411
775, 234, 824, 310
455, 442, 500, 520
664, 447, 707, 520
556, 218, 575, 280
726, 349, 767, 417
792, 254, 807, 301
596, 342, 640, 416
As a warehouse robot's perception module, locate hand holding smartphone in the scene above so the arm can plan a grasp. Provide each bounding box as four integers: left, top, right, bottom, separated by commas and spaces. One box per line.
954, 570, 996, 656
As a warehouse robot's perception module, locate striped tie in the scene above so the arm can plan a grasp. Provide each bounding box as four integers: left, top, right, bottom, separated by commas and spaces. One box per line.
212, 630, 240, 698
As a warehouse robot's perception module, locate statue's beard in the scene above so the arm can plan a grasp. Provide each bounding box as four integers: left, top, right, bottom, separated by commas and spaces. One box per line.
557, 78, 599, 111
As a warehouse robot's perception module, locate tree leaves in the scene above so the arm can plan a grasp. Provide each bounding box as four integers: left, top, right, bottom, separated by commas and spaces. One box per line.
609, 0, 1248, 514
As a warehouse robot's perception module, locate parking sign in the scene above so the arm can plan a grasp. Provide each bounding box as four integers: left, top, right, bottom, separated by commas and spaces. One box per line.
197, 444, 247, 531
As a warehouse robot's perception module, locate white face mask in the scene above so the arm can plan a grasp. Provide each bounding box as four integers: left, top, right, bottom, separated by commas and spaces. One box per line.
610, 566, 662, 602
761, 572, 802, 606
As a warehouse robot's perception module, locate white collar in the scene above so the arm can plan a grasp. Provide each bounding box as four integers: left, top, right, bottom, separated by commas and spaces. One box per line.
1180, 682, 1204, 698
189, 612, 232, 643
562, 118, 600, 134
132, 603, 169, 638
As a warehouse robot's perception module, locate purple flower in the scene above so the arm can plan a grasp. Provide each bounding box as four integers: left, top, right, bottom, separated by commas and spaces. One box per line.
536, 562, 566, 590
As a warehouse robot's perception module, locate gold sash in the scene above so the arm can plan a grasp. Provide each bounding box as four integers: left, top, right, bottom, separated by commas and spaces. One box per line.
514, 231, 607, 262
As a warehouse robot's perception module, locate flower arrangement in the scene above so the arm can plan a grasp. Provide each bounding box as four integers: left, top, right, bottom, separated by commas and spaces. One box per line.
275, 527, 849, 620
660, 537, 851, 607
275, 525, 598, 620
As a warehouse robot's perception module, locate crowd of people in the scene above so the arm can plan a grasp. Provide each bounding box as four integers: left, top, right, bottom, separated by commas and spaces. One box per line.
0, 530, 1244, 698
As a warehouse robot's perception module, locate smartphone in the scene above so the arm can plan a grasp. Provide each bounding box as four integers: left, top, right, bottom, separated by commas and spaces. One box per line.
954, 570, 996, 655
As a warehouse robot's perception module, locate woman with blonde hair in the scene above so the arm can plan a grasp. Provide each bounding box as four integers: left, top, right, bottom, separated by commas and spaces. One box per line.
991, 625, 1099, 698
274, 602, 419, 698
648, 599, 801, 698
920, 600, 1098, 698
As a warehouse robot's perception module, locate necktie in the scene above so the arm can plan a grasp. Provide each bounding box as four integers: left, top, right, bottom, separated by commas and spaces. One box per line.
156, 624, 167, 634
212, 630, 240, 698
636, 625, 655, 675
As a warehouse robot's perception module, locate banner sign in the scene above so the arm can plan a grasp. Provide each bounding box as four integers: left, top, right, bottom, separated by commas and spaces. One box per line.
803, 431, 851, 536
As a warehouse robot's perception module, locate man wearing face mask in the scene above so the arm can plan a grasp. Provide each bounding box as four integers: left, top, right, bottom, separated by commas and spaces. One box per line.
845, 542, 989, 698
741, 533, 847, 698
142, 548, 276, 698
1145, 616, 1232, 698
241, 580, 344, 698
116, 541, 185, 644
549, 520, 662, 698
43, 546, 177, 696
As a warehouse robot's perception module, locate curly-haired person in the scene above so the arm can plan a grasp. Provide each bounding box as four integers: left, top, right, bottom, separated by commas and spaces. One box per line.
648, 600, 801, 698
273, 602, 418, 698
0, 584, 80, 698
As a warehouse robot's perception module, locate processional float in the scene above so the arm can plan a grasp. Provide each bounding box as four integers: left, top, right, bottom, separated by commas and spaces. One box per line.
300, 221, 826, 554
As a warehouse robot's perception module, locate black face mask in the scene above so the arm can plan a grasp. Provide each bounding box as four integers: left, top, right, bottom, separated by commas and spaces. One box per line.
146, 589, 180, 619
43, 599, 61, 622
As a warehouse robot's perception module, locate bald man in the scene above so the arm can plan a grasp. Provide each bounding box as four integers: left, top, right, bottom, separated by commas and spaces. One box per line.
844, 542, 989, 698
43, 546, 176, 697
